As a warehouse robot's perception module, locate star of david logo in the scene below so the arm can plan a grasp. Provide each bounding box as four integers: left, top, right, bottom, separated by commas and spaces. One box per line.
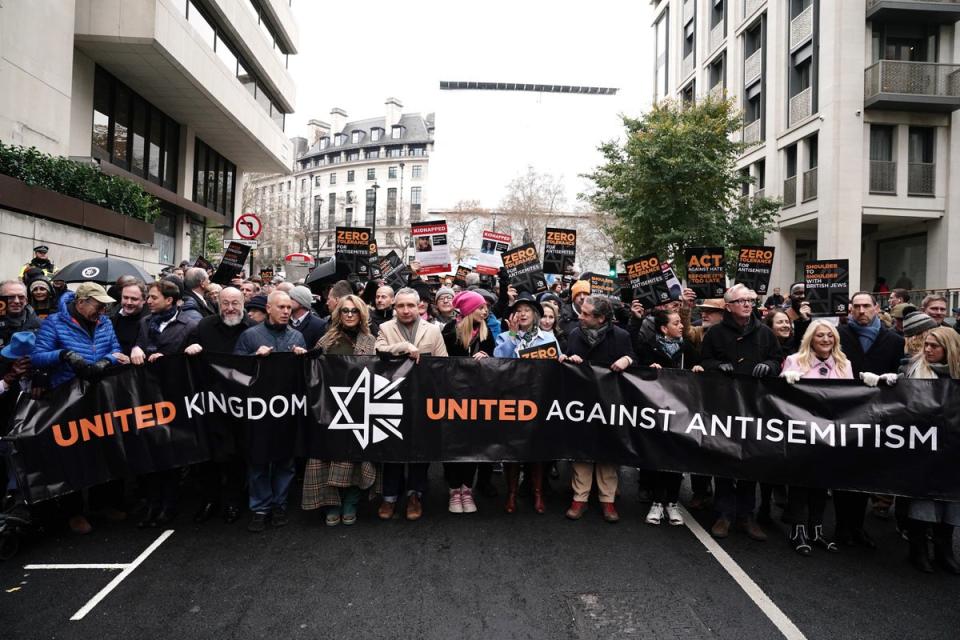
328, 368, 405, 449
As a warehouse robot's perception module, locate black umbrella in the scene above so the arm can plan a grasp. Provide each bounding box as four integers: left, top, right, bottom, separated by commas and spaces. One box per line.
52, 254, 153, 284
304, 257, 350, 293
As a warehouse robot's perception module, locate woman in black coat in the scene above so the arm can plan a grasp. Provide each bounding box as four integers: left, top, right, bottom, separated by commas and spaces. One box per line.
636, 310, 702, 527
440, 291, 495, 515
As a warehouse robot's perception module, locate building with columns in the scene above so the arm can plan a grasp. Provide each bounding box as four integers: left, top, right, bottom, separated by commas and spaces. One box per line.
249, 98, 435, 267
0, 0, 297, 275
650, 0, 960, 292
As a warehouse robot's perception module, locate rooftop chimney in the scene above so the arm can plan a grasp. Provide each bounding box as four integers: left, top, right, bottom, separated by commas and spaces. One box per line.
384, 97, 403, 128
330, 108, 348, 136
307, 118, 330, 146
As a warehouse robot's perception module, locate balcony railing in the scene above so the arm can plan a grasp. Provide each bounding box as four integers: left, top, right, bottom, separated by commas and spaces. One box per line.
866, 0, 960, 25
744, 0, 765, 21
683, 0, 695, 24
802, 167, 818, 202
682, 53, 695, 78
710, 22, 726, 54
864, 60, 960, 111
790, 5, 814, 51
743, 119, 761, 145
908, 162, 936, 196
789, 87, 813, 125
783, 176, 797, 208
870, 160, 897, 194
744, 48, 762, 86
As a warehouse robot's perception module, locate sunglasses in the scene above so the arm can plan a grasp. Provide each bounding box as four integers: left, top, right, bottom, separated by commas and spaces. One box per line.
340, 307, 360, 316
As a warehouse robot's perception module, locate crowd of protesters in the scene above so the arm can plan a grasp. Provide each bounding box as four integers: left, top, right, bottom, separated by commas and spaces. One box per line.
1, 245, 960, 576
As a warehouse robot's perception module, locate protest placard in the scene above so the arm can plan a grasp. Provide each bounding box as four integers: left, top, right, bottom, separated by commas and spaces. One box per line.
625, 254, 670, 308
502, 243, 548, 293
805, 259, 850, 316
684, 247, 726, 299
735, 246, 775, 296
543, 228, 577, 274
477, 230, 511, 275
335, 226, 375, 278
412, 221, 450, 275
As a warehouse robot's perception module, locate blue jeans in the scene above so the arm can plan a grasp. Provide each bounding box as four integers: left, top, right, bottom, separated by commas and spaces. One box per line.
248, 459, 295, 514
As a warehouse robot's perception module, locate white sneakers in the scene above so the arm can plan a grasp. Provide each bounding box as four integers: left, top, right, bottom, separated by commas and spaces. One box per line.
645, 502, 684, 526
448, 486, 477, 514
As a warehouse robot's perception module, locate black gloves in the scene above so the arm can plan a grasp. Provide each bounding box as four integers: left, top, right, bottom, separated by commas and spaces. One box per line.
752, 363, 772, 378
83, 359, 112, 379
61, 350, 89, 374
718, 363, 734, 374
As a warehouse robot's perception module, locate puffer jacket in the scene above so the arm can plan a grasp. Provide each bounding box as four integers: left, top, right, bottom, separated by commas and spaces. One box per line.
31, 292, 122, 388
494, 328, 561, 358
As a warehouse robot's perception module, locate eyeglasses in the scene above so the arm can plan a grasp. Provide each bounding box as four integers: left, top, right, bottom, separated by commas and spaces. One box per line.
340, 307, 360, 316
730, 299, 756, 306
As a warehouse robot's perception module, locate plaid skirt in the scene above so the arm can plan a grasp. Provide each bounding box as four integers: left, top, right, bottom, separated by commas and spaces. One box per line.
301, 460, 379, 510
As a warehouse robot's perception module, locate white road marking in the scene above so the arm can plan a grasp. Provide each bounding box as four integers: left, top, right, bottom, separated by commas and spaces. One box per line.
681, 506, 808, 640
69, 529, 174, 621
24, 563, 128, 570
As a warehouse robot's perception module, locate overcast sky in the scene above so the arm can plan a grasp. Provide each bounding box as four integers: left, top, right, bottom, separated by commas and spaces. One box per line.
287, 0, 655, 211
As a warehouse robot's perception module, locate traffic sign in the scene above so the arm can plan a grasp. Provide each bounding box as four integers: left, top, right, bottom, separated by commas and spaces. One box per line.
224, 239, 257, 248
235, 213, 262, 240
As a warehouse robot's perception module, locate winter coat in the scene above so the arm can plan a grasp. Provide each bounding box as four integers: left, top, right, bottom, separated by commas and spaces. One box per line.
290, 311, 327, 349
375, 318, 448, 358
0, 306, 41, 347
179, 290, 216, 323
110, 308, 145, 356
135, 311, 198, 357
636, 335, 700, 371
559, 302, 580, 337
838, 323, 904, 376
30, 292, 121, 388
234, 322, 307, 355
565, 323, 635, 367
781, 353, 853, 379
494, 328, 561, 359
442, 319, 496, 357
699, 311, 783, 375
180, 314, 254, 354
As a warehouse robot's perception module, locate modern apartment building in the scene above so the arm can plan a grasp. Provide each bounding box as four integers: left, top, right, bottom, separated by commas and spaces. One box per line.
0, 0, 297, 275
249, 98, 435, 266
650, 0, 960, 291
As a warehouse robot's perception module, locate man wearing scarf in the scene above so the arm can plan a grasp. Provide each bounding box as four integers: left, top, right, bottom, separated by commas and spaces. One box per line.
0, 280, 41, 347
836, 291, 904, 548
561, 295, 636, 524
375, 287, 448, 521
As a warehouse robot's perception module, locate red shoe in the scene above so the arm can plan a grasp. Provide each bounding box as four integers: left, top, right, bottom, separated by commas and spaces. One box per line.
602, 503, 620, 523
565, 500, 588, 520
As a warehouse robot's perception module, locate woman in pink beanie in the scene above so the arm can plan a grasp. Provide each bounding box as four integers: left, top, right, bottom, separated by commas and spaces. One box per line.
439, 290, 494, 514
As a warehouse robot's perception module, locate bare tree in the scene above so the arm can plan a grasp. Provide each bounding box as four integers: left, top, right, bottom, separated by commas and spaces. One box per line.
498, 166, 567, 255
445, 199, 491, 263
574, 206, 619, 274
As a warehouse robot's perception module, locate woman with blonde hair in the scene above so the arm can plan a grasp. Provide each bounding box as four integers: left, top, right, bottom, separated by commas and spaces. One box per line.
898, 327, 960, 574
780, 319, 852, 555
440, 291, 494, 513
301, 294, 378, 526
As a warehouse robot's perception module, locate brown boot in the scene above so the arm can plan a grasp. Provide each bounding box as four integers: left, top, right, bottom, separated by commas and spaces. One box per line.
504, 463, 520, 514
530, 463, 546, 514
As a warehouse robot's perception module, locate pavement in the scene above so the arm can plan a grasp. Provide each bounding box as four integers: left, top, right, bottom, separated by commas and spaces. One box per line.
1, 466, 958, 639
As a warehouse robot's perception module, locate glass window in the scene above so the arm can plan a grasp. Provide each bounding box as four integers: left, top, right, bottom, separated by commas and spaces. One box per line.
154, 211, 177, 265
187, 0, 216, 48
367, 168, 376, 180
131, 98, 147, 176
315, 176, 321, 186
412, 165, 422, 178
386, 187, 397, 224
320, 137, 329, 149
347, 170, 355, 182
194, 141, 207, 207
391, 126, 402, 139
334, 134, 344, 146
224, 165, 234, 214
371, 128, 382, 142
365, 188, 376, 225
328, 194, 336, 226
347, 151, 359, 161
411, 186, 422, 205
163, 121, 179, 191
112, 84, 130, 166
388, 166, 398, 179
148, 107, 163, 183
351, 131, 361, 143
215, 35, 237, 74
92, 68, 111, 159
255, 83, 271, 114
237, 59, 256, 96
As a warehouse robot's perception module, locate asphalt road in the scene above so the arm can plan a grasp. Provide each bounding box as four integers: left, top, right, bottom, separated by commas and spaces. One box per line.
1, 466, 958, 639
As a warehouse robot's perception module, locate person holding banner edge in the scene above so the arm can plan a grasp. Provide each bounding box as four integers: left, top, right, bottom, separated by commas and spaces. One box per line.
700, 284, 783, 541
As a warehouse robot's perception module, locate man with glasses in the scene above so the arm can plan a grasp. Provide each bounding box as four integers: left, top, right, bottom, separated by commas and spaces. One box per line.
700, 283, 783, 542
0, 280, 41, 347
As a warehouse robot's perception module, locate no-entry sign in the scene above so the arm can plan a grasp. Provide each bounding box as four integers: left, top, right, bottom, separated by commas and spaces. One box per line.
235, 213, 262, 240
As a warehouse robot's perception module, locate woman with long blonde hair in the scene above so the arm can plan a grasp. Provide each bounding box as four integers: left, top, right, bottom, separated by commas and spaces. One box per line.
780, 319, 853, 556
302, 294, 377, 527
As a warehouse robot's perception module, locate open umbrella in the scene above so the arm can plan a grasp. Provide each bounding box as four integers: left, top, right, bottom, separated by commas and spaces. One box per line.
52, 253, 153, 284
303, 257, 348, 293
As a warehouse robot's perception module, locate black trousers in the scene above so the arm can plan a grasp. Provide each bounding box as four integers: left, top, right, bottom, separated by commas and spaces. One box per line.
443, 462, 478, 489
783, 486, 827, 526
195, 458, 246, 509
653, 471, 683, 504
834, 490, 869, 534
715, 478, 757, 520
382, 463, 429, 498
691, 474, 712, 496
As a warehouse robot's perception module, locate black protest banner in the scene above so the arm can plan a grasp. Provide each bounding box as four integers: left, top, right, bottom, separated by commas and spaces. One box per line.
369, 241, 380, 279
543, 228, 577, 274
453, 265, 472, 287
518, 342, 560, 359
684, 247, 726, 299
193, 256, 214, 271
210, 241, 251, 285
335, 226, 375, 278
625, 254, 670, 308
805, 259, 850, 316
589, 274, 616, 296
502, 243, 548, 294
735, 246, 775, 296
6, 355, 960, 503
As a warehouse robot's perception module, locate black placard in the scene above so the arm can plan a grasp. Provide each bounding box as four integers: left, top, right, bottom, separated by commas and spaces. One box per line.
625, 254, 670, 308
684, 247, 726, 299
335, 227, 375, 278
518, 341, 560, 359
589, 274, 616, 296
543, 228, 577, 274
735, 246, 775, 296
501, 243, 548, 294
805, 259, 850, 316
210, 241, 251, 285
453, 265, 472, 287
377, 251, 410, 290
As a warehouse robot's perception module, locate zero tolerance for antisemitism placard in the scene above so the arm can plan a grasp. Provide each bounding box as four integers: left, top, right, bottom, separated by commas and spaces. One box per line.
625, 254, 670, 308
543, 228, 577, 274
502, 243, 548, 294
335, 226, 375, 278
735, 246, 775, 296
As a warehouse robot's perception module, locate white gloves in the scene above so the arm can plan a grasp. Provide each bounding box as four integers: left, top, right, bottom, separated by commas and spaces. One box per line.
782, 370, 802, 385
860, 372, 898, 387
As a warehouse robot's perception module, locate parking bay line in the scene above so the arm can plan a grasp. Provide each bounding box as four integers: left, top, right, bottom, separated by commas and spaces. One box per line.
22, 529, 174, 621
681, 506, 808, 640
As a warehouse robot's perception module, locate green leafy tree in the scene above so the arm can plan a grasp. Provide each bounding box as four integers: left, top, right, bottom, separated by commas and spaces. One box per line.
582, 97, 780, 277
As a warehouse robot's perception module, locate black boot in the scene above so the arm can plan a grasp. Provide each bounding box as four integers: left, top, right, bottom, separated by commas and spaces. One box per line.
933, 523, 960, 575
790, 524, 811, 556
908, 520, 934, 574
810, 524, 839, 553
